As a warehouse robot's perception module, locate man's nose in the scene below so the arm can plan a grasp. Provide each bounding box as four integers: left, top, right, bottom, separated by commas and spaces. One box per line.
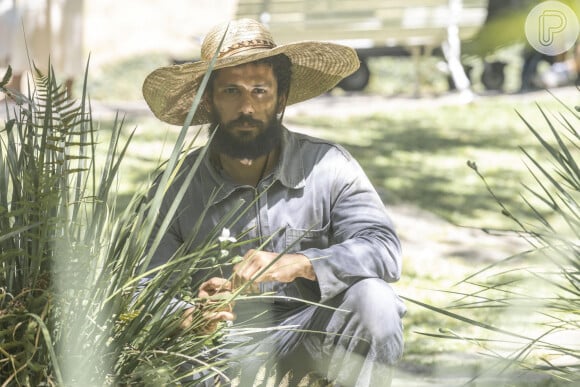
239, 92, 255, 115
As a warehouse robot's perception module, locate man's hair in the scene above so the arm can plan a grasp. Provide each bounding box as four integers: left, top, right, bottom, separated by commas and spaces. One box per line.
206, 54, 292, 99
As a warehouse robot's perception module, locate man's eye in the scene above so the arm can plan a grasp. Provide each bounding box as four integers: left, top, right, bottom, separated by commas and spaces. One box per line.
224, 88, 239, 94
254, 88, 267, 94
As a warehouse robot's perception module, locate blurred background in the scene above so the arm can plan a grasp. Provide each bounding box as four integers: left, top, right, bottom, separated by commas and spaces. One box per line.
1, 0, 578, 101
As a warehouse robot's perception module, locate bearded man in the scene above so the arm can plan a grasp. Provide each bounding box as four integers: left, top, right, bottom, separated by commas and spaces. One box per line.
142, 18, 405, 387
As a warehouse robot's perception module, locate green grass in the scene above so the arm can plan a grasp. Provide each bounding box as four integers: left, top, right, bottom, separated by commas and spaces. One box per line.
287, 95, 573, 230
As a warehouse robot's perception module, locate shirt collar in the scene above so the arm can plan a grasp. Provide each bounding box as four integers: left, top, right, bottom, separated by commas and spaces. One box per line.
275, 126, 306, 189
200, 126, 306, 206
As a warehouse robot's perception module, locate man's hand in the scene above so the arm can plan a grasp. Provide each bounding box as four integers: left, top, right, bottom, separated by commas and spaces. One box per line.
180, 277, 235, 334
233, 249, 316, 289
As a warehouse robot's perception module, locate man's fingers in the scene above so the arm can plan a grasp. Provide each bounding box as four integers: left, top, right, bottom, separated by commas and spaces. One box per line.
199, 277, 232, 297
200, 277, 232, 292
232, 274, 260, 294
180, 305, 235, 333
203, 300, 233, 314
234, 249, 271, 283
206, 310, 235, 322
234, 264, 259, 284
233, 250, 259, 282
180, 307, 196, 330
199, 310, 236, 335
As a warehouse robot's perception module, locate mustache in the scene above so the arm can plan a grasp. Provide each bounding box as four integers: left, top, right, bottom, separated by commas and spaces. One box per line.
225, 115, 264, 129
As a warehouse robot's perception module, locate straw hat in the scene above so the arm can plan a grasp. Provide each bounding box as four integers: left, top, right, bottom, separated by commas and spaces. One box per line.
142, 18, 360, 126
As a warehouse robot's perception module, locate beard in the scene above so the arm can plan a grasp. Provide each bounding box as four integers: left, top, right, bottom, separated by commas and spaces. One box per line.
210, 111, 283, 160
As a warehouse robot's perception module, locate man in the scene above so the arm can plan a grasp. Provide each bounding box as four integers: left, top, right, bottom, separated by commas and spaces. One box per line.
142, 18, 405, 386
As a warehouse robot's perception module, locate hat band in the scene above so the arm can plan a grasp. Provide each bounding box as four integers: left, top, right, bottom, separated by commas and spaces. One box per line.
219, 39, 276, 58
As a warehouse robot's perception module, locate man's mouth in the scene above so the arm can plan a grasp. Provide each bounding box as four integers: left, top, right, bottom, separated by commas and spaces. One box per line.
233, 125, 256, 135
229, 117, 263, 130
231, 121, 261, 136
236, 122, 255, 129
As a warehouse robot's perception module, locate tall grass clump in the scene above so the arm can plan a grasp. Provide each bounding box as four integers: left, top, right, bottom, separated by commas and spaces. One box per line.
0, 50, 251, 385
403, 93, 579, 384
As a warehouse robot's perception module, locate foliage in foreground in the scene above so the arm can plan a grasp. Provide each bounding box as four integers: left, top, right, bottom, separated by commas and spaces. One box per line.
404, 94, 579, 384
0, 62, 248, 385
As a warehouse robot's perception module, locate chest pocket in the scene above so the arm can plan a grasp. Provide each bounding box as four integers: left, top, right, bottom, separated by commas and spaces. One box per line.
284, 222, 330, 252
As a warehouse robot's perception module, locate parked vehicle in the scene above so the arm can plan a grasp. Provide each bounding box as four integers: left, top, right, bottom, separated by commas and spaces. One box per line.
235, 0, 489, 91
466, 0, 579, 92
172, 0, 577, 93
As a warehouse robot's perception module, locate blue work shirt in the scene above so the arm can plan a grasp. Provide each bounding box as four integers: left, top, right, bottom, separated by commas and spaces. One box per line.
147, 127, 402, 304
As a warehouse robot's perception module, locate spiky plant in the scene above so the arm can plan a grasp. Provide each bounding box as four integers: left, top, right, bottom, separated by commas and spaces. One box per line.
0, 52, 253, 384
0, 63, 97, 385
403, 94, 579, 384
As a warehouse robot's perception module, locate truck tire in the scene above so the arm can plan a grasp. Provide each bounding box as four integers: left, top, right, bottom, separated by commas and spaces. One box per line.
481, 60, 506, 91
338, 58, 370, 91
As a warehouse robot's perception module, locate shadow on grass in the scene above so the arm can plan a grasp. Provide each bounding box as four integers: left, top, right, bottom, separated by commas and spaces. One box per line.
289, 111, 544, 229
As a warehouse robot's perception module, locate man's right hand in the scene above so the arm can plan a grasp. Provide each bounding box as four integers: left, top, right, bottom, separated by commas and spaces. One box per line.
180, 277, 235, 334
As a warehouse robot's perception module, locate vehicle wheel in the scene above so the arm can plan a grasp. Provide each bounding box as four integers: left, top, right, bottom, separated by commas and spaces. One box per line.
338, 57, 370, 91
481, 60, 506, 91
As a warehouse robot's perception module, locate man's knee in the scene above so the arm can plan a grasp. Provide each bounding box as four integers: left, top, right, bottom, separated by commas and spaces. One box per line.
341, 278, 405, 360
343, 278, 405, 321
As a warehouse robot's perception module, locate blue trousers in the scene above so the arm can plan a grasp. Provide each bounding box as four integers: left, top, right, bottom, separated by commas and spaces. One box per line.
216, 278, 406, 386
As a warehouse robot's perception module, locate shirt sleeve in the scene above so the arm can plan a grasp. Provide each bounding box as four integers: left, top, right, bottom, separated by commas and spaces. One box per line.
144, 177, 185, 273
300, 154, 402, 303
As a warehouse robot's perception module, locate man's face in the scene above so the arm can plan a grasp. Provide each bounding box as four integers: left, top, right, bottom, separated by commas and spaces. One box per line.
209, 62, 285, 159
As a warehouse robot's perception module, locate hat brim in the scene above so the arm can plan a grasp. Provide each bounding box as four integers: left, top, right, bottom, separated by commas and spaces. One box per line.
142, 41, 360, 126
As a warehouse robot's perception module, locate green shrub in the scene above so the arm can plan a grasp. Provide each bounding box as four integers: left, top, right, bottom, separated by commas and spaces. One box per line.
0, 61, 242, 385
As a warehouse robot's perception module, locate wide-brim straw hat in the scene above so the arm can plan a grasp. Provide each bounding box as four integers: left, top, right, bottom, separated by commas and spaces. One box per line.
142, 18, 360, 126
